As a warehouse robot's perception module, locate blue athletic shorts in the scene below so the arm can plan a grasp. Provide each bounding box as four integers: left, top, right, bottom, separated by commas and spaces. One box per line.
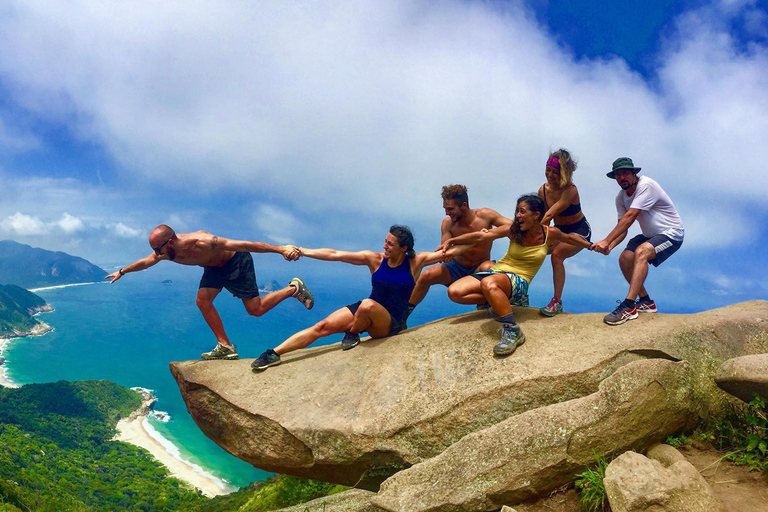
625, 233, 683, 267
199, 252, 260, 299
346, 300, 404, 336
443, 259, 481, 283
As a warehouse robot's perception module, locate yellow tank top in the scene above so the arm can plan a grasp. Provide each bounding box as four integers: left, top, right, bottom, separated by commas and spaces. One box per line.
491, 227, 548, 284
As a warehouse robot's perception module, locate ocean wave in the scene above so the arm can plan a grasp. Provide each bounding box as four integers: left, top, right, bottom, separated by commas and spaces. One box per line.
149, 410, 172, 422
29, 282, 103, 292
142, 418, 236, 492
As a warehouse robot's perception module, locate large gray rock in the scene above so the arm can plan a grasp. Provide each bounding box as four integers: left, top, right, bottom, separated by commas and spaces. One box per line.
604, 451, 722, 512
371, 359, 694, 512
275, 489, 377, 512
715, 353, 768, 405
170, 301, 768, 490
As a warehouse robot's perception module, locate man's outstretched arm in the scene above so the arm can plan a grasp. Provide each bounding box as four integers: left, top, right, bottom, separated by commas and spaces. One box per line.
216, 237, 300, 261
106, 254, 163, 283
594, 208, 641, 255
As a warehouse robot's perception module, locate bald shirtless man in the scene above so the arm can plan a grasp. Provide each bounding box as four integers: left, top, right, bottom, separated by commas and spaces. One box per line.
106, 225, 314, 360
402, 185, 512, 324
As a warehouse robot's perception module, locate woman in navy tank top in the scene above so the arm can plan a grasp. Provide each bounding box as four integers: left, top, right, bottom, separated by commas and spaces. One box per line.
252, 225, 444, 371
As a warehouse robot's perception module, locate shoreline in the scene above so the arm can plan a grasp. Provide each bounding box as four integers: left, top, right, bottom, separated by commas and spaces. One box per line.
113, 391, 236, 497
0, 338, 19, 388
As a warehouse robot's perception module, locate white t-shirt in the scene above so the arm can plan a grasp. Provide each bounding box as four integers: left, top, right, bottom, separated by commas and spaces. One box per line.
616, 176, 684, 241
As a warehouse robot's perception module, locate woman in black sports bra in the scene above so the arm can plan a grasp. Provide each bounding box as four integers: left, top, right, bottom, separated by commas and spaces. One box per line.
537, 148, 592, 317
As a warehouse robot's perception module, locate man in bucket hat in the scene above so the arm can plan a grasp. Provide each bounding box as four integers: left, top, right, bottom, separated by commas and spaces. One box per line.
593, 157, 684, 325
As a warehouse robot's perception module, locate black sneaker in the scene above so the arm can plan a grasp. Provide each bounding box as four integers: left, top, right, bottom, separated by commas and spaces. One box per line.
341, 332, 360, 351
251, 349, 281, 371
604, 301, 638, 325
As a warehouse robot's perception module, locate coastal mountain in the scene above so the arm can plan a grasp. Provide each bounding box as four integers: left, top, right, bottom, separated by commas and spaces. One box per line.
0, 284, 52, 339
0, 240, 106, 289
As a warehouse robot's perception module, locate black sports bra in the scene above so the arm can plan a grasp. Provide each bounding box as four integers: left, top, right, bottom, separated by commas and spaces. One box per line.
542, 185, 581, 216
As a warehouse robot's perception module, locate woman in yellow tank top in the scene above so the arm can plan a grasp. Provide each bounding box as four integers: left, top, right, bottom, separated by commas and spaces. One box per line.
443, 194, 593, 357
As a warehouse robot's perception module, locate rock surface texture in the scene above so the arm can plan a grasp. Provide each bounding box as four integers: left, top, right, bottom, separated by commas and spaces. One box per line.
170, 301, 768, 505
604, 450, 722, 512
715, 353, 768, 405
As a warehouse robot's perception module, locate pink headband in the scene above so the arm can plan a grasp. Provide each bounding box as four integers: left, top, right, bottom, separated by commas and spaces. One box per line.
546, 156, 560, 169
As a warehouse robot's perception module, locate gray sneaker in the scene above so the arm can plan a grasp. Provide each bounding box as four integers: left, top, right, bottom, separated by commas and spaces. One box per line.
341, 331, 360, 351
493, 324, 526, 356
201, 343, 239, 360
290, 277, 314, 309
511, 292, 529, 307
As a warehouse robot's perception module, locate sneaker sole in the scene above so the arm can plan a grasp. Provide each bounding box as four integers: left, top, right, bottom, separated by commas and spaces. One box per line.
201, 353, 239, 360
637, 307, 657, 313
251, 360, 281, 372
341, 340, 360, 351
539, 308, 562, 317
291, 277, 314, 310
604, 312, 638, 325
493, 333, 526, 356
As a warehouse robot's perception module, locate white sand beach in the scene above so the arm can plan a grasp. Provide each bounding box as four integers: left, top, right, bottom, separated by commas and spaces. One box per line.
0, 339, 19, 388
114, 414, 235, 497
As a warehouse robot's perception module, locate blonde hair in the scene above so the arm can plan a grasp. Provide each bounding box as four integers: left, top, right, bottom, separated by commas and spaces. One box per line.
548, 148, 577, 188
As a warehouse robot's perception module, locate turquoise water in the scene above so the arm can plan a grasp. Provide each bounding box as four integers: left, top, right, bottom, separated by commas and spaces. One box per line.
3, 265, 470, 490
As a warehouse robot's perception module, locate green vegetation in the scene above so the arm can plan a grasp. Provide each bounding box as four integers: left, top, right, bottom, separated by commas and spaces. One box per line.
0, 379, 349, 512
664, 432, 692, 448
574, 452, 610, 512
201, 475, 347, 511
700, 393, 768, 471
0, 285, 47, 337
0, 380, 207, 511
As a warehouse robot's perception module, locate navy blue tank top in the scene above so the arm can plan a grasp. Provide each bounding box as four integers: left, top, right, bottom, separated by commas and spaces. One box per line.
369, 257, 415, 320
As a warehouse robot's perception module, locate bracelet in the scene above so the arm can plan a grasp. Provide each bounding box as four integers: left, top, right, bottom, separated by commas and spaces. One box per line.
118, 268, 124, 276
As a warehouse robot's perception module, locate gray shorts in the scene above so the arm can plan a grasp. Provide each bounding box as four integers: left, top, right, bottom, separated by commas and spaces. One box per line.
625, 233, 683, 267
199, 252, 260, 299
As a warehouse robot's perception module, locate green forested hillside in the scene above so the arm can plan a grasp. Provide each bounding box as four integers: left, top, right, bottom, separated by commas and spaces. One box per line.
0, 380, 346, 512
0, 285, 48, 337
0, 380, 207, 511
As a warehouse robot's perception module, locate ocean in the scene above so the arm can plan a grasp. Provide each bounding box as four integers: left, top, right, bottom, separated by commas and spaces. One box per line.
2, 264, 472, 490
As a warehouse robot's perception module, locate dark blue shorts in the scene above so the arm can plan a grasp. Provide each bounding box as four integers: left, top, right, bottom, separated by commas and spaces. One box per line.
625, 233, 683, 267
442, 259, 481, 283
199, 252, 260, 299
346, 300, 404, 337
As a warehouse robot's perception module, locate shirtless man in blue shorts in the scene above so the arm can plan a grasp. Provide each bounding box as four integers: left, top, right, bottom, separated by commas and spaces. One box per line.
402, 185, 512, 324
106, 225, 314, 360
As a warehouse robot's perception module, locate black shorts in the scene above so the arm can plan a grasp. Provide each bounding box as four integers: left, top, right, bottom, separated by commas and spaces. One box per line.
199, 252, 260, 299
625, 233, 683, 267
556, 217, 592, 241
346, 300, 405, 336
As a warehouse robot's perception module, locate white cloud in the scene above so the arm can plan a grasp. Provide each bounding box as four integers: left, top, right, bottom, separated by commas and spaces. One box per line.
1, 212, 48, 235
0, 0, 765, 259
56, 212, 85, 233
114, 222, 143, 238
253, 204, 299, 245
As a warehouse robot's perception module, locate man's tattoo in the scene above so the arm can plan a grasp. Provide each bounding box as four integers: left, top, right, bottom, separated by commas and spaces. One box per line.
211, 236, 219, 249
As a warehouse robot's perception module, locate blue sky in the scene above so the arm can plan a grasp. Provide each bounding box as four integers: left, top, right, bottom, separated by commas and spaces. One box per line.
0, 0, 766, 311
